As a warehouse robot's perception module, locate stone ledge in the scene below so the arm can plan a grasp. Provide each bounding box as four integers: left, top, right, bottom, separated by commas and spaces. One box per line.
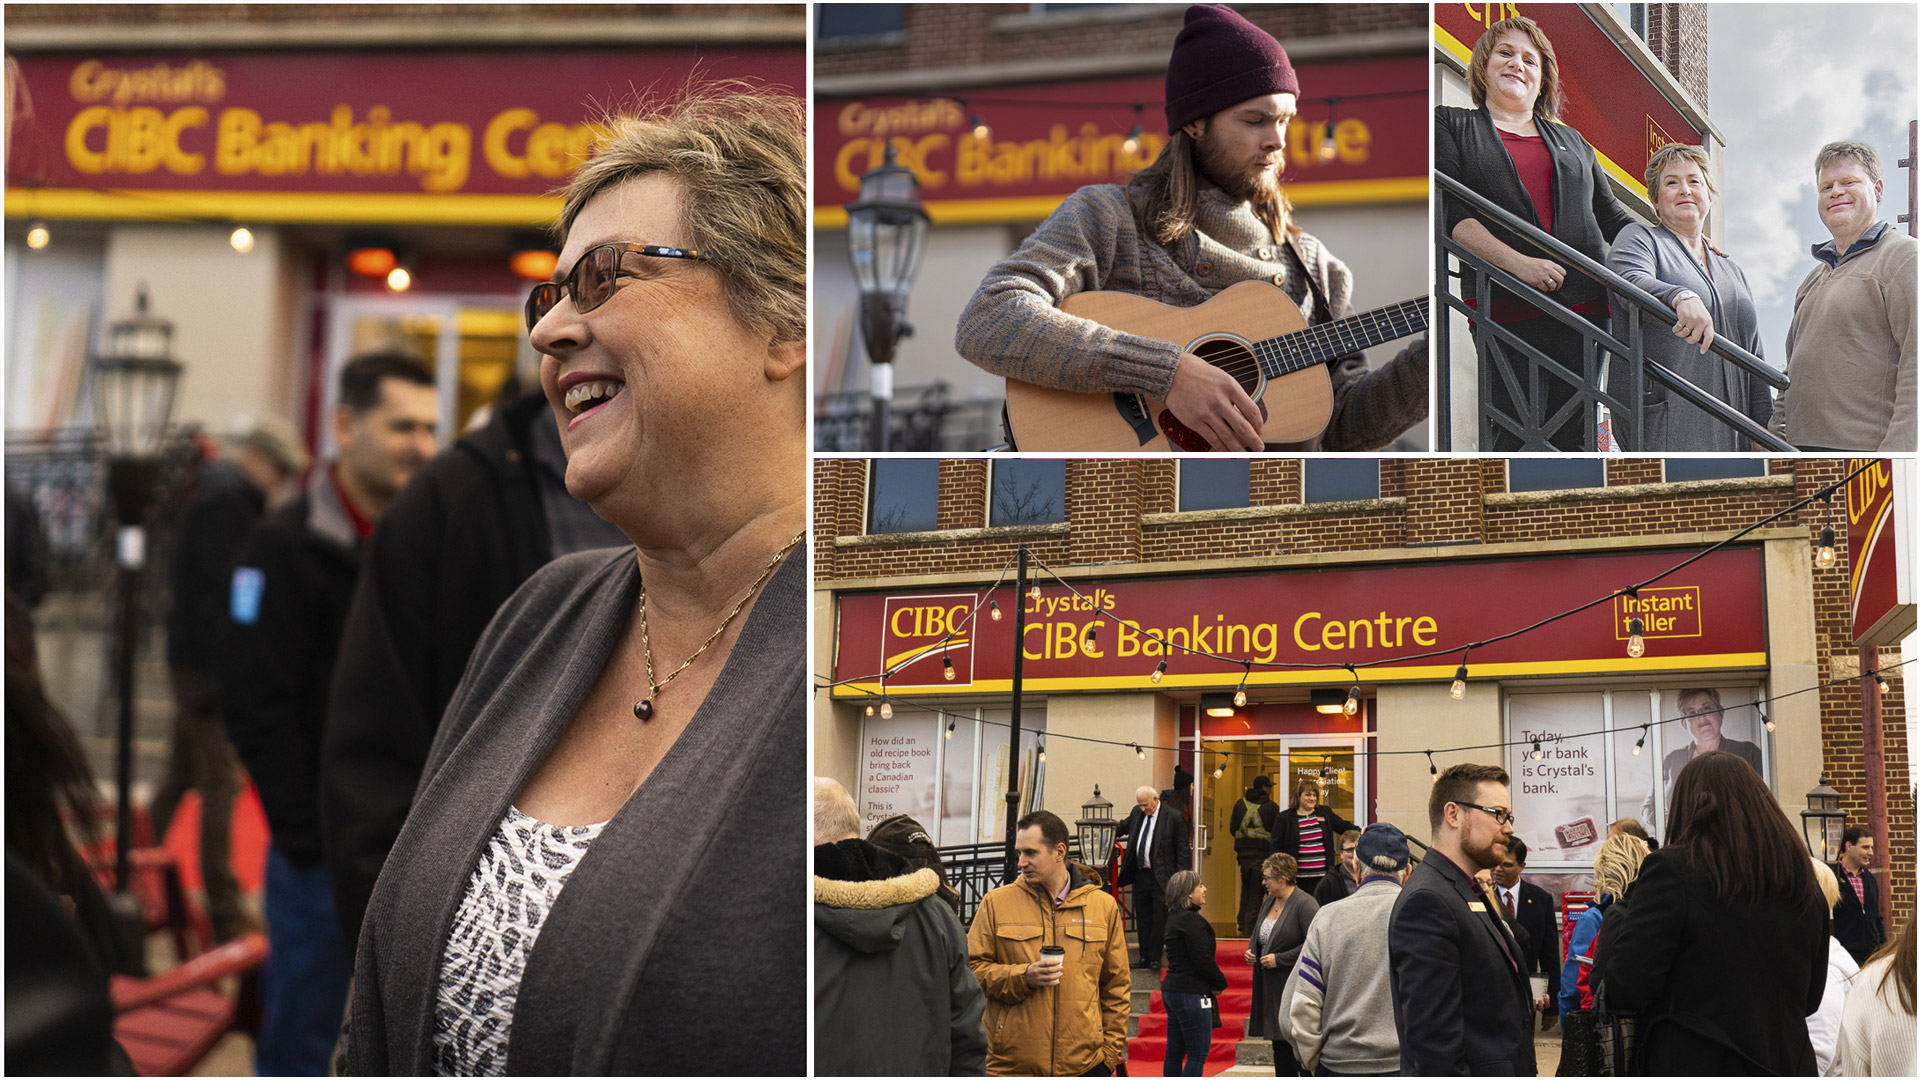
1488, 473, 1793, 508
835, 521, 1070, 549
1142, 497, 1405, 528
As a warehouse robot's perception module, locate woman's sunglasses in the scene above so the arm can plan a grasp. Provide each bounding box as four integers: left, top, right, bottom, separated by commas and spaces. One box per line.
524, 242, 707, 332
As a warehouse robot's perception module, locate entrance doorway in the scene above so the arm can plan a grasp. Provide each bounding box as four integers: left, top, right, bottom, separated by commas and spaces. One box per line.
323, 296, 529, 456
1194, 736, 1366, 937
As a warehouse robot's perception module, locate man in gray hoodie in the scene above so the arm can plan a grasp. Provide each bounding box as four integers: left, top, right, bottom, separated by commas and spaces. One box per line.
1285, 822, 1411, 1076
813, 779, 987, 1075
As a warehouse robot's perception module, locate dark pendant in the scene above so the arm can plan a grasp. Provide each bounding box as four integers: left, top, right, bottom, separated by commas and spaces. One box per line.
634, 698, 654, 721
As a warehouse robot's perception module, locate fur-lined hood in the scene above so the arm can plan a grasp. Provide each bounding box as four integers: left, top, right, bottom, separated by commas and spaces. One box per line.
814, 838, 944, 955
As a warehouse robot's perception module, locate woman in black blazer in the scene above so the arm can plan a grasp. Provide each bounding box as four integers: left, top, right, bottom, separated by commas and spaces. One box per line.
1435, 15, 1635, 451
1271, 777, 1356, 898
1591, 752, 1828, 1074
1161, 870, 1229, 1077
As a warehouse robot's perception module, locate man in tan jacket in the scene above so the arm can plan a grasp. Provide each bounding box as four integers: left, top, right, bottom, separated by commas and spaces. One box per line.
968, 810, 1132, 1075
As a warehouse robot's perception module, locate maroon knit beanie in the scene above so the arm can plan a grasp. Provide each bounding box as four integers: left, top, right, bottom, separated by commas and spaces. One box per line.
1164, 4, 1300, 133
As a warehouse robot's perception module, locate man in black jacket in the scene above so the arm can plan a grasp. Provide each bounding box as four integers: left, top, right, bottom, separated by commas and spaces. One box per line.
1388, 763, 1535, 1075
1115, 783, 1189, 970
1830, 827, 1886, 964
1230, 774, 1280, 934
222, 353, 436, 1076
319, 385, 623, 948
1491, 836, 1560, 1032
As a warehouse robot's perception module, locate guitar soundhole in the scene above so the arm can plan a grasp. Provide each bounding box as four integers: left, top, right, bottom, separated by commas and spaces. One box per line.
1193, 337, 1261, 398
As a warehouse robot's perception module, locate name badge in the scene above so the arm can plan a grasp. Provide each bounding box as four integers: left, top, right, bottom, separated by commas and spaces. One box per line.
1468, 901, 1487, 913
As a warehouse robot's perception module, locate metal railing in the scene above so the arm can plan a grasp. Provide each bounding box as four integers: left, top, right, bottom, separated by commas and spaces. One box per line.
1435, 171, 1794, 452
814, 381, 1006, 452
939, 839, 1136, 928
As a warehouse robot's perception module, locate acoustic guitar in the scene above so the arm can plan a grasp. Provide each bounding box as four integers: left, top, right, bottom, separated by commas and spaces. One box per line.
1003, 281, 1427, 452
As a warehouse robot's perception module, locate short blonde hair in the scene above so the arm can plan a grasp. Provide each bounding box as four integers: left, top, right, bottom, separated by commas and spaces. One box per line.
1815, 140, 1882, 187
1812, 858, 1841, 911
812, 777, 860, 845
558, 82, 805, 345
1467, 17, 1562, 121
1644, 144, 1717, 202
1263, 851, 1299, 885
1593, 832, 1649, 899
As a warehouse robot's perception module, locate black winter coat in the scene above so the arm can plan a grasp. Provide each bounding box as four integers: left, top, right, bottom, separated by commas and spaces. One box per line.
221, 470, 363, 866
1388, 850, 1536, 1075
165, 459, 265, 673
1162, 906, 1229, 996
1591, 847, 1826, 1075
1434, 105, 1636, 312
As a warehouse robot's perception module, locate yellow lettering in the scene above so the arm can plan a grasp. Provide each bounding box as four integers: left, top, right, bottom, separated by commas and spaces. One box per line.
483, 107, 537, 179
1022, 621, 1047, 661
1294, 612, 1321, 651
65, 105, 112, 174
1413, 617, 1437, 646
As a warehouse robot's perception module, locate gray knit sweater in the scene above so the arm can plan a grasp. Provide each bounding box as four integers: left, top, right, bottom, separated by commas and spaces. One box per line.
1773, 223, 1917, 451
1284, 876, 1404, 1075
955, 183, 1427, 451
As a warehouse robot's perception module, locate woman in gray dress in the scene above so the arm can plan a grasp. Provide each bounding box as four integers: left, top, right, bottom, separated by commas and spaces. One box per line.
1606, 143, 1773, 450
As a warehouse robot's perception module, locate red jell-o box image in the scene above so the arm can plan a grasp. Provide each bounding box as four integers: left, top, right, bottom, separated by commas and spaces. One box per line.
1556, 817, 1598, 848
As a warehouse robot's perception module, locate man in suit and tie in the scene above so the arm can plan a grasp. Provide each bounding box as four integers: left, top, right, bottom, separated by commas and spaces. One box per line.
1388, 763, 1536, 1075
1115, 784, 1189, 971
1830, 826, 1886, 965
1491, 837, 1560, 1032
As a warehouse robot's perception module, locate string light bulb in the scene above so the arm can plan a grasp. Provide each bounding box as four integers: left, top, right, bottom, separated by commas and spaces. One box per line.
1763, 709, 1776, 733
1028, 583, 1041, 601
1151, 659, 1167, 684
970, 112, 991, 141
1816, 525, 1837, 569
1875, 670, 1891, 695
1134, 743, 1146, 761
1234, 663, 1249, 708
879, 696, 893, 720
989, 599, 1002, 621
1626, 617, 1646, 658
1633, 726, 1647, 756
1531, 738, 1544, 762
1451, 664, 1468, 700
1084, 624, 1097, 646
229, 226, 255, 253
25, 221, 50, 249
1037, 742, 1046, 763
865, 702, 875, 717
1316, 98, 1341, 162
1427, 751, 1439, 783
1343, 666, 1360, 716
944, 717, 954, 739
1213, 758, 1224, 779
943, 654, 955, 681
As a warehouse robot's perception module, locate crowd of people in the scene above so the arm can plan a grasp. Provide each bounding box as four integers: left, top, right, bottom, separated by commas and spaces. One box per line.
1440, 15, 1914, 453
814, 755, 1912, 1077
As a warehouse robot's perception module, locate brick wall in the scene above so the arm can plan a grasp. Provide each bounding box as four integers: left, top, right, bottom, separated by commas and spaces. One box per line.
1643, 3, 1710, 110
816, 455, 1913, 922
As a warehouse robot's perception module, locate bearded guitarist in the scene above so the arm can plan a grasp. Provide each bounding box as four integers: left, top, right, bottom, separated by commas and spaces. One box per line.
955, 4, 1427, 452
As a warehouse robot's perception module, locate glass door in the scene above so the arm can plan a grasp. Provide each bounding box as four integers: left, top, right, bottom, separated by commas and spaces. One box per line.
1196, 738, 1280, 937
324, 296, 530, 456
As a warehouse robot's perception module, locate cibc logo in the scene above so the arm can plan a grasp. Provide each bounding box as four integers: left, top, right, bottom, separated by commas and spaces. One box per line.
880, 593, 980, 686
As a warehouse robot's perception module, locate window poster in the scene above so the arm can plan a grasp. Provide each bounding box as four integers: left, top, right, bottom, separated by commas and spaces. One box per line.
1648, 685, 1767, 829
978, 708, 1046, 843
858, 714, 939, 834
1508, 693, 1609, 864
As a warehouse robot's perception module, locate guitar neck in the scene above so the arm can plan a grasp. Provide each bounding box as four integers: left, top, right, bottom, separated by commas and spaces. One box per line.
1255, 297, 1428, 378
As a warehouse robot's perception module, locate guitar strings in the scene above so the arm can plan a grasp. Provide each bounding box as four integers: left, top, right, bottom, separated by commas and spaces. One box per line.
1249, 298, 1428, 379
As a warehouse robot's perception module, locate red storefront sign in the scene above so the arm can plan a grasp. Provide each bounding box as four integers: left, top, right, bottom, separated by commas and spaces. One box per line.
832, 548, 1768, 697
815, 55, 1427, 223
1846, 459, 1916, 647
1432, 3, 1702, 196
5, 48, 804, 221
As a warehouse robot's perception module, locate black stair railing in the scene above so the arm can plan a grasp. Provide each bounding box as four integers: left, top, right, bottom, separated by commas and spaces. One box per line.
1435, 170, 1794, 452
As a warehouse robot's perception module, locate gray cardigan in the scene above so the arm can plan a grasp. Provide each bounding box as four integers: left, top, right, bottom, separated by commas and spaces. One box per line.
1605, 221, 1772, 451
345, 547, 806, 1075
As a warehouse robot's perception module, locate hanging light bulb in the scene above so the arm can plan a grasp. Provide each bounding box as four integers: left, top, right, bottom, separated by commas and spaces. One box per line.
1428, 752, 1439, 783
386, 264, 412, 292
1626, 617, 1646, 659
1028, 583, 1041, 601
970, 112, 992, 141
1316, 98, 1341, 163
945, 717, 955, 739
880, 696, 893, 720
1134, 743, 1146, 760
1531, 738, 1544, 762
1151, 658, 1167, 684
229, 226, 255, 253
1213, 758, 1224, 779
943, 654, 955, 681
1344, 684, 1361, 716
1633, 726, 1646, 756
1233, 687, 1248, 708
1816, 525, 1837, 569
989, 599, 1002, 621
1084, 624, 1097, 646
1038, 742, 1046, 763
865, 702, 875, 717
1875, 671, 1891, 695
1121, 124, 1144, 156
1763, 710, 1776, 733
1451, 664, 1468, 700
25, 220, 50, 250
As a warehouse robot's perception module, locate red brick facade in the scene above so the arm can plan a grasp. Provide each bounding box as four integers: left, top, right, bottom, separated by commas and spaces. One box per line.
1643, 3, 1711, 109
817, 455, 1913, 924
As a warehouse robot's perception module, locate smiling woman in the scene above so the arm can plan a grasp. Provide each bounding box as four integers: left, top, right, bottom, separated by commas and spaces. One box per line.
342, 83, 807, 1077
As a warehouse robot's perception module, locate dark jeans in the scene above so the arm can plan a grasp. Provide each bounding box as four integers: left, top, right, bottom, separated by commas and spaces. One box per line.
149, 666, 247, 940
1163, 990, 1214, 1076
258, 845, 352, 1076
1274, 1039, 1309, 1076
1237, 851, 1265, 934
1478, 308, 1609, 451
1132, 873, 1167, 967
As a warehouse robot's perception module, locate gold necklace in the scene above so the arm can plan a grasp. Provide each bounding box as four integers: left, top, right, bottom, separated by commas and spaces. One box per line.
632, 528, 806, 721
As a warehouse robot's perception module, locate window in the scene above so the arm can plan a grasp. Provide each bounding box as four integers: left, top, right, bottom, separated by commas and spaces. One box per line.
868, 458, 939, 534
1612, 3, 1648, 41
1507, 459, 1605, 493
1179, 458, 1250, 512
817, 3, 903, 40
1664, 459, 1766, 483
990, 458, 1066, 526
853, 707, 1046, 847
1303, 459, 1380, 503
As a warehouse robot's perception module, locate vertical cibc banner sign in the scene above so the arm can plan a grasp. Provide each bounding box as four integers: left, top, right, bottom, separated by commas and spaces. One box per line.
1847, 459, 1916, 647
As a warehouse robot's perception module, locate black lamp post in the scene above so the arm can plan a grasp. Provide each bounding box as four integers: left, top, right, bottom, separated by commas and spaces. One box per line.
1801, 773, 1847, 862
1076, 785, 1118, 875
89, 286, 182, 892
845, 143, 929, 452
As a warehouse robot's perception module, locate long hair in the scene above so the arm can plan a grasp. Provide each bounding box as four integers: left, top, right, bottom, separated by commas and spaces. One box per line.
5, 590, 105, 901
1466, 16, 1563, 122
1864, 917, 1916, 1015
1592, 832, 1648, 899
1665, 751, 1821, 910
1128, 127, 1295, 246
1165, 869, 1203, 912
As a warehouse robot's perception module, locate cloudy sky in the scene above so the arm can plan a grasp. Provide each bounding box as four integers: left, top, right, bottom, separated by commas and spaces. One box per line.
1709, 4, 1916, 362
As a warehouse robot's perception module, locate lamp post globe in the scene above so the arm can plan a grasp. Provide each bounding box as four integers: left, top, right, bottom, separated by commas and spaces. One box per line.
1801, 773, 1847, 862
1077, 785, 1118, 873
845, 143, 929, 451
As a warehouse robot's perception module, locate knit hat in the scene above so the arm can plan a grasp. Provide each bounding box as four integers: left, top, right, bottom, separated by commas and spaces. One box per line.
1164, 4, 1300, 132
867, 814, 937, 858
1357, 822, 1411, 872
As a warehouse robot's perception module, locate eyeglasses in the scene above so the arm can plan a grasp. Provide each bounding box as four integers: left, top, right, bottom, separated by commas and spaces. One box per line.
1454, 801, 1516, 828
524, 242, 707, 332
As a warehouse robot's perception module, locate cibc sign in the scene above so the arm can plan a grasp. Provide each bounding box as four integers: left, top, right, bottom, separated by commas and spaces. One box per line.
1846, 459, 1915, 647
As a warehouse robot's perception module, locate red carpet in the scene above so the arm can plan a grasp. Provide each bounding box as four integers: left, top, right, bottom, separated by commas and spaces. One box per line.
159, 780, 270, 895
1125, 938, 1254, 1076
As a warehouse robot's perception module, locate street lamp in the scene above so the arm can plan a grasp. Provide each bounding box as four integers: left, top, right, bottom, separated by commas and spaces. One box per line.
846, 143, 929, 452
1801, 773, 1847, 862
89, 285, 183, 892
1076, 785, 1118, 874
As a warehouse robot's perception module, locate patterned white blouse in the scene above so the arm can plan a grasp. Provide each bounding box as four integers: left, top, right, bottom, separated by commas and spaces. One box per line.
432, 806, 606, 1076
